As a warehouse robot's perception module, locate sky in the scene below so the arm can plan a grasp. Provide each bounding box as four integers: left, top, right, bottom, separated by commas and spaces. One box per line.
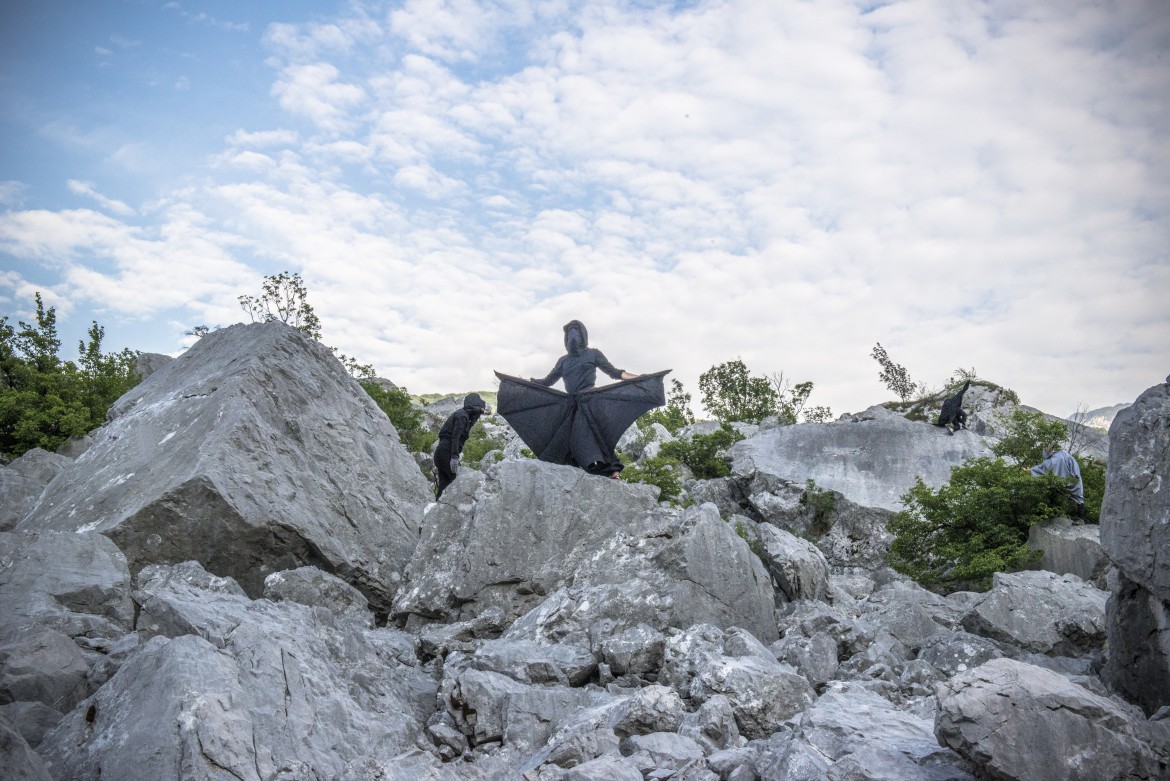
1, 0, 1168, 420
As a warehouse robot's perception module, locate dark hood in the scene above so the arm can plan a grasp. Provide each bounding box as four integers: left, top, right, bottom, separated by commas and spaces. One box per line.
463, 393, 488, 413
563, 320, 589, 354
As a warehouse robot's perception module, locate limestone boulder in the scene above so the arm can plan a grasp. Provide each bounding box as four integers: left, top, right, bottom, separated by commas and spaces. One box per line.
0, 711, 53, 781
1099, 378, 1170, 715
0, 450, 72, 531
936, 657, 1165, 781
773, 682, 976, 781
658, 625, 816, 740
1027, 519, 1108, 585
17, 322, 432, 614
42, 560, 438, 779
395, 461, 779, 643
728, 415, 993, 512
961, 571, 1106, 657
754, 523, 830, 602
0, 531, 134, 642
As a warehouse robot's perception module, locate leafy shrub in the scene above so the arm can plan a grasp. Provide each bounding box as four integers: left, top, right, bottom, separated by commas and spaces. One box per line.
239, 271, 322, 339
801, 479, 837, 538
699, 360, 778, 424
622, 454, 684, 503
638, 378, 695, 434
887, 457, 1072, 592
734, 520, 763, 556
359, 380, 437, 454
1076, 455, 1105, 522
1, 294, 140, 458
991, 408, 1070, 466
659, 423, 745, 479
460, 423, 506, 468
871, 342, 921, 402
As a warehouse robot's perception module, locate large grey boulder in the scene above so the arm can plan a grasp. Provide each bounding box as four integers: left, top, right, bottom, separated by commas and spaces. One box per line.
754, 523, 830, 602
0, 530, 134, 641
960, 571, 1106, 657
936, 657, 1165, 781
0, 450, 72, 531
772, 681, 976, 781
1026, 519, 1108, 585
1100, 379, 1170, 715
0, 711, 53, 781
42, 560, 437, 779
17, 322, 432, 613
659, 625, 816, 740
395, 461, 779, 643
728, 413, 993, 512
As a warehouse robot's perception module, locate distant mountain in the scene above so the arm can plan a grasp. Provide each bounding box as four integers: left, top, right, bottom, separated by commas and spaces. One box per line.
1068, 403, 1130, 431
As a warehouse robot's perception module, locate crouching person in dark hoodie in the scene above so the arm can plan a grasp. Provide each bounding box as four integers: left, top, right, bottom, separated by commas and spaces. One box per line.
434, 393, 490, 499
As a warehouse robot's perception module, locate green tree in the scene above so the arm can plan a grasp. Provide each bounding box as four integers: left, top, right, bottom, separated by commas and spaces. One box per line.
1, 294, 140, 457
621, 454, 684, 503
460, 423, 505, 468
990, 408, 1070, 466
359, 381, 437, 454
658, 423, 745, 479
239, 271, 322, 339
871, 342, 920, 402
639, 378, 696, 434
887, 457, 1071, 592
699, 359, 779, 424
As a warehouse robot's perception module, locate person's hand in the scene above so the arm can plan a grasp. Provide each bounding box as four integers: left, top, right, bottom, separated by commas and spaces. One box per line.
450, 457, 460, 472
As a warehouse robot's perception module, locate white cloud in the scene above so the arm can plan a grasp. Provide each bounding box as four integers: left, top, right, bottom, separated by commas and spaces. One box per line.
4, 0, 1168, 417
271, 63, 367, 131
66, 180, 136, 217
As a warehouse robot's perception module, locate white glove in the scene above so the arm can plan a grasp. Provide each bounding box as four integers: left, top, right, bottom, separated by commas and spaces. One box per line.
450, 457, 460, 472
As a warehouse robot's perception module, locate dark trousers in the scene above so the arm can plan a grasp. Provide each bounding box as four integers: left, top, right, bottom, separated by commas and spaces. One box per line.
435, 442, 456, 498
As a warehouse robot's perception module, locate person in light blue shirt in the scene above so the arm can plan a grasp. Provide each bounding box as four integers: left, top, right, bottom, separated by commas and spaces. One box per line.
1030, 444, 1085, 520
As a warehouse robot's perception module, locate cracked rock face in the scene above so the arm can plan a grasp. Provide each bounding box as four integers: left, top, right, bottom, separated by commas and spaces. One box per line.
5, 323, 1166, 781
394, 460, 779, 643
936, 658, 1164, 781
16, 322, 432, 614
1100, 379, 1170, 715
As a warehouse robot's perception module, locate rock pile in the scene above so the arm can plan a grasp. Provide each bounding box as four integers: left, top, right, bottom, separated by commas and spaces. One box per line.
0, 323, 1165, 780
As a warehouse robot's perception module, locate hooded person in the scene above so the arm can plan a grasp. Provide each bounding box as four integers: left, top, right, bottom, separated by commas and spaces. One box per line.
1029, 442, 1086, 520
494, 320, 668, 479
935, 379, 970, 434
434, 393, 490, 499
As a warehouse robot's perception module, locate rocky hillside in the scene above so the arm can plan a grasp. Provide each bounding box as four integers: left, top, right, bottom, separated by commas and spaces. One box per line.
1, 322, 1166, 781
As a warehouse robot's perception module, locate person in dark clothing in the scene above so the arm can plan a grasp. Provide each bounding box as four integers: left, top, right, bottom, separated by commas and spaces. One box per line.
935, 380, 970, 435
530, 320, 640, 478
434, 393, 489, 499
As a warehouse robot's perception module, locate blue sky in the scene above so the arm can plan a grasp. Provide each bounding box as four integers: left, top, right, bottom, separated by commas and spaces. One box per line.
2, 0, 1168, 419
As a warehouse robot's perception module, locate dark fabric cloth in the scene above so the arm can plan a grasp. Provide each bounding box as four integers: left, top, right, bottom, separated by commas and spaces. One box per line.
434, 398, 486, 498
434, 441, 457, 498
495, 370, 669, 475
532, 348, 625, 395
936, 380, 971, 428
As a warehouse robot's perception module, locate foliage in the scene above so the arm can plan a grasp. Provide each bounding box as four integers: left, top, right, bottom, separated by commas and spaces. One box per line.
1, 294, 140, 457
359, 380, 437, 454
801, 479, 837, 538
621, 454, 684, 503
871, 342, 920, 402
659, 423, 745, 479
239, 271, 322, 339
1078, 456, 1105, 522
887, 457, 1071, 592
460, 423, 506, 468
699, 359, 779, 424
638, 378, 696, 434
769, 374, 831, 424
990, 408, 1069, 466
734, 520, 763, 556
